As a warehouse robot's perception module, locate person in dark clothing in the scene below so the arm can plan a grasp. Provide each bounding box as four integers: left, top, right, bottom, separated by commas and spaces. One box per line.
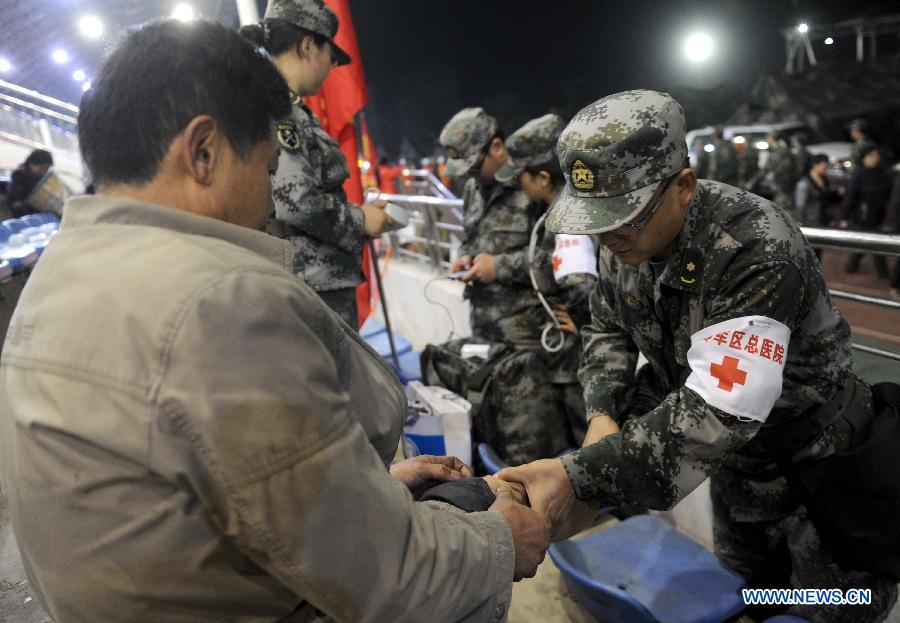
7, 149, 53, 217
840, 143, 892, 278
888, 173, 900, 300
794, 154, 834, 261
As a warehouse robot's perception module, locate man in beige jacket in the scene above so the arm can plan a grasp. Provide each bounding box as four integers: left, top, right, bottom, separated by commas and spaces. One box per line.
0, 19, 549, 622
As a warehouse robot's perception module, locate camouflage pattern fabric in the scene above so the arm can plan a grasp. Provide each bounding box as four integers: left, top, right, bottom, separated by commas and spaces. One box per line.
709, 137, 739, 186
561, 180, 853, 507
760, 143, 799, 212
494, 114, 566, 183
546, 90, 689, 235
263, 0, 350, 65
457, 178, 546, 345
439, 108, 498, 177
793, 146, 813, 178
738, 144, 760, 188
269, 101, 366, 321
430, 337, 575, 465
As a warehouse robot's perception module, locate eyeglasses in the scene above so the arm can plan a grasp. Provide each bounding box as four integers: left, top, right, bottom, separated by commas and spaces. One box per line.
607, 174, 676, 238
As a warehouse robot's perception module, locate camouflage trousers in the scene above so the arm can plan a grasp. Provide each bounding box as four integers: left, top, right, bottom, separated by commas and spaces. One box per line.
317, 288, 359, 331
711, 409, 898, 623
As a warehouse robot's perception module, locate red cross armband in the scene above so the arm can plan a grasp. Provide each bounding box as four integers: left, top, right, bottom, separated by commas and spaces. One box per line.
552, 234, 598, 283
684, 316, 790, 423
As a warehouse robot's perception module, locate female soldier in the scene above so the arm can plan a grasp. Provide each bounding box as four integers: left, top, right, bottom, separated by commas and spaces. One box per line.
494, 113, 600, 444
241, 0, 392, 327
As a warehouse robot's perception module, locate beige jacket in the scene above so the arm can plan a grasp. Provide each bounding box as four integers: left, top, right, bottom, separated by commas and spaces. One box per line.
0, 196, 514, 622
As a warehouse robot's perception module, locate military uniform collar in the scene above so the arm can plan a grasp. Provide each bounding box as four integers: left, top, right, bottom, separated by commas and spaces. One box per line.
656, 185, 706, 294
61, 195, 294, 273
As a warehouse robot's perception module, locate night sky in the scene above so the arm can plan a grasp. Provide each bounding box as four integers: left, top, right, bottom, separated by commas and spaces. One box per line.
346, 0, 898, 159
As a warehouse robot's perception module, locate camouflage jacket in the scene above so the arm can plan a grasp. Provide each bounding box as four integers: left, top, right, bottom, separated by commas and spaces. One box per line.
270, 101, 366, 291
763, 144, 799, 193
709, 139, 739, 186
458, 178, 545, 344
562, 180, 852, 509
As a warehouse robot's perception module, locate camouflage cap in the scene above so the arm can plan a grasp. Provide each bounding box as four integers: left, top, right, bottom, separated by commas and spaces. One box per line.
264, 0, 351, 66
439, 107, 497, 177
546, 90, 688, 234
495, 113, 566, 184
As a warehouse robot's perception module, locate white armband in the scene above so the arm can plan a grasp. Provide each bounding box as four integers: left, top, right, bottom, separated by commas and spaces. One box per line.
552, 234, 597, 283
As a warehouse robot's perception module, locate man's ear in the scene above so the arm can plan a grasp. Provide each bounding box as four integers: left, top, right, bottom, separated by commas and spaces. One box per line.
537, 170, 552, 188
675, 168, 697, 206
489, 137, 505, 158
181, 115, 219, 186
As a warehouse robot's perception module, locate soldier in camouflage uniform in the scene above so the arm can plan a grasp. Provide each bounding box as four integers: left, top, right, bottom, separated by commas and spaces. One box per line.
738, 141, 760, 190
242, 0, 393, 328
760, 131, 799, 213
495, 113, 599, 444
499, 90, 897, 622
442, 108, 546, 344
435, 109, 573, 464
708, 128, 739, 186
848, 119, 876, 169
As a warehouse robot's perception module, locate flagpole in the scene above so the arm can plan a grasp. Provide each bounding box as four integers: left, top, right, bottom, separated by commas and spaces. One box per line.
368, 239, 400, 368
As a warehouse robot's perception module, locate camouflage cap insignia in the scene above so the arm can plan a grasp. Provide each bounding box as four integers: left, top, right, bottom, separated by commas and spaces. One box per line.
446, 146, 461, 159
276, 122, 301, 153
570, 159, 596, 191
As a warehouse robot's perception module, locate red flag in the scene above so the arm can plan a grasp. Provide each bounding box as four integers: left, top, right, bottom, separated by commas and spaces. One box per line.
303, 0, 373, 327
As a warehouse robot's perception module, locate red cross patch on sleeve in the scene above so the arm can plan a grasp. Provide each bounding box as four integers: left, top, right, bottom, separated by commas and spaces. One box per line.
552, 234, 597, 281
684, 316, 791, 423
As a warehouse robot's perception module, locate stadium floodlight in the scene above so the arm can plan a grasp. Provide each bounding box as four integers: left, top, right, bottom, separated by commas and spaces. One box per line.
824, 37, 834, 45
73, 69, 86, 81
0, 58, 11, 73
79, 16, 104, 39
797, 23, 809, 34
82, 81, 92, 92
171, 4, 195, 22
684, 33, 714, 63
52, 49, 69, 64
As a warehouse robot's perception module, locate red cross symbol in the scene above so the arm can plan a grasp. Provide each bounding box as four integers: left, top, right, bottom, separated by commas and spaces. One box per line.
552, 255, 563, 272
709, 355, 747, 392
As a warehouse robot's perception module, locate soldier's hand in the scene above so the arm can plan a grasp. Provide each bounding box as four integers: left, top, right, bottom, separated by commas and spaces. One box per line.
483, 474, 528, 505
361, 200, 394, 238
498, 459, 576, 529
489, 487, 551, 580
449, 255, 472, 274
583, 414, 620, 447
553, 305, 576, 334
389, 455, 471, 499
463, 253, 497, 284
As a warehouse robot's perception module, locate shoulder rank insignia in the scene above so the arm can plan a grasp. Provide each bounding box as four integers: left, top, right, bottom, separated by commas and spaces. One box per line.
276, 121, 301, 153
679, 249, 703, 286
570, 159, 596, 191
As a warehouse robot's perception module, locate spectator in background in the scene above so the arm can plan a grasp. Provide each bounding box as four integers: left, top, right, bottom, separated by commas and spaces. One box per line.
8, 149, 53, 217
840, 143, 892, 279
794, 154, 833, 261
693, 137, 710, 180
708, 128, 738, 186
738, 139, 760, 191
757, 132, 798, 213
848, 119, 876, 169
376, 156, 401, 194
790, 133, 812, 183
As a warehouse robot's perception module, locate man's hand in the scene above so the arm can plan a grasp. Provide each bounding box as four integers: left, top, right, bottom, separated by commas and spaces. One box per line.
361, 200, 394, 238
462, 253, 497, 284
498, 459, 576, 528
449, 255, 472, 274
390, 455, 472, 499
583, 414, 621, 447
489, 487, 551, 580
553, 305, 576, 334
482, 475, 528, 505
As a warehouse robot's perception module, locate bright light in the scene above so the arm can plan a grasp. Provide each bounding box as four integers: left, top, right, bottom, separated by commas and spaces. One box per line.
684, 33, 714, 63
73, 69, 86, 81
797, 23, 809, 34
703, 144, 715, 153
171, 3, 195, 22
52, 49, 69, 64
79, 15, 104, 39
755, 141, 769, 150
824, 37, 834, 45
0, 58, 11, 73
82, 81, 91, 92
733, 136, 746, 144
